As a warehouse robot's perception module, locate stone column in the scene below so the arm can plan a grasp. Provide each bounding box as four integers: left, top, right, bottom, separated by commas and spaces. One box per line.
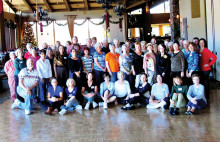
170, 0, 180, 41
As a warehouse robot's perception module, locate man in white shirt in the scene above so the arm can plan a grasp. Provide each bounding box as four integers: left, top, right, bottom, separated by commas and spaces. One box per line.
37, 49, 52, 102
11, 59, 39, 115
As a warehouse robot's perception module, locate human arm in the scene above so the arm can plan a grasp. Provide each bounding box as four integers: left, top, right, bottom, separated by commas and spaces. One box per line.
180, 52, 185, 77
94, 58, 105, 71
105, 61, 112, 76
206, 49, 217, 67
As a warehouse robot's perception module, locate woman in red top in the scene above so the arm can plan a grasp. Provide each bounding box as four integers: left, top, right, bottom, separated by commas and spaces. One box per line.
199, 38, 217, 101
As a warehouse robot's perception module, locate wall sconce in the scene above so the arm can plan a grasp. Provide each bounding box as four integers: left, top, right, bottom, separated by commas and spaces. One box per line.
176, 14, 179, 19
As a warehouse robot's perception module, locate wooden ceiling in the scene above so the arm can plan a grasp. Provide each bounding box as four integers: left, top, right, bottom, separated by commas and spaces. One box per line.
3, 0, 167, 13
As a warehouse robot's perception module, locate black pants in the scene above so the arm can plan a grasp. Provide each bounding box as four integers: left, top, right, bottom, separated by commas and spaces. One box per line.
127, 96, 149, 106
56, 66, 68, 88
201, 71, 210, 102
49, 101, 63, 111
117, 96, 127, 105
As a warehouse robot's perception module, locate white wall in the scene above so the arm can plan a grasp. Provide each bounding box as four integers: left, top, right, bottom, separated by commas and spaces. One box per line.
206, 0, 220, 81
179, 0, 206, 41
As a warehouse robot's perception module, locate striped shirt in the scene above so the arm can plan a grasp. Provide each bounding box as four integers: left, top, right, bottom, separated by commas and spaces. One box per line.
18, 68, 39, 88
93, 52, 106, 71
81, 56, 93, 73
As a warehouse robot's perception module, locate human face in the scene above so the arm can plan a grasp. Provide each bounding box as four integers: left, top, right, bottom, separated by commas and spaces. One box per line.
122, 45, 127, 53
192, 77, 200, 85
40, 52, 46, 60
183, 42, 188, 49
125, 42, 131, 48
72, 37, 78, 44
141, 44, 146, 50
59, 46, 64, 54
17, 50, 23, 58
156, 75, 162, 83
151, 39, 156, 44
199, 40, 205, 48
193, 39, 199, 45
159, 45, 165, 53
10, 53, 16, 60
118, 73, 124, 81
173, 43, 179, 52
69, 80, 75, 87
164, 41, 169, 47
104, 76, 110, 82
87, 39, 92, 47
84, 49, 89, 55
147, 45, 153, 52
110, 45, 115, 53
71, 49, 77, 57
135, 44, 141, 51
114, 40, 119, 48
179, 40, 183, 46
88, 73, 93, 81
140, 74, 147, 83
51, 79, 58, 87
27, 46, 32, 52
175, 78, 181, 85
188, 44, 194, 52
27, 60, 34, 70
103, 40, 108, 47
56, 41, 61, 47
96, 45, 102, 53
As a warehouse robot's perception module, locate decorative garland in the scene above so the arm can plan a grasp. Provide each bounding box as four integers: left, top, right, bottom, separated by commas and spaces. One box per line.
4, 19, 17, 29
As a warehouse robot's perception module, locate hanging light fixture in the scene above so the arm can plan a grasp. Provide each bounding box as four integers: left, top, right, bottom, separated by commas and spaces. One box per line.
96, 0, 116, 11
113, 3, 126, 17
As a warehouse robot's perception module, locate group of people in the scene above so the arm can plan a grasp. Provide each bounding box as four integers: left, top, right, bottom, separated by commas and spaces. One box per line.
4, 36, 217, 116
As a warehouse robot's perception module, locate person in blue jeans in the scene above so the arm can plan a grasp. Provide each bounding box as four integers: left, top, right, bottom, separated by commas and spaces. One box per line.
59, 78, 83, 115
11, 59, 39, 115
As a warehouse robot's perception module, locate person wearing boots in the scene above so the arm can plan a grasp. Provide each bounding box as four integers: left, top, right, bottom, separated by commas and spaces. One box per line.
169, 76, 188, 115
45, 78, 64, 115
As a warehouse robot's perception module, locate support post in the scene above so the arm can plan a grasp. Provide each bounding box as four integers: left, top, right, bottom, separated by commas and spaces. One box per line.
170, 0, 180, 41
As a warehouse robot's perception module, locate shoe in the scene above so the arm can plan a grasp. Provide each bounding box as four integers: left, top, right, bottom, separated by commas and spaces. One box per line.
130, 105, 136, 110
92, 101, 98, 108
174, 108, 179, 115
45, 107, 52, 115
11, 99, 20, 110
121, 106, 127, 110
25, 109, 30, 115
59, 109, 67, 115
185, 111, 190, 115
99, 102, 104, 107
84, 102, 90, 110
146, 104, 155, 109
169, 107, 174, 115
103, 103, 108, 109
188, 111, 194, 115
75, 105, 82, 110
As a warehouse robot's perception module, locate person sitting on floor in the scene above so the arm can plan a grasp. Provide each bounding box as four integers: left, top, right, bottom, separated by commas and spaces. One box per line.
169, 76, 188, 115
147, 74, 169, 109
81, 72, 98, 110
98, 73, 117, 109
11, 59, 39, 115
45, 78, 64, 115
114, 71, 131, 105
59, 78, 82, 115
185, 74, 207, 115
121, 73, 151, 110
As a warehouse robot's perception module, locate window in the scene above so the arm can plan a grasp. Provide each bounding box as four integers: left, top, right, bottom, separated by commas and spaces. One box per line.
150, 0, 170, 14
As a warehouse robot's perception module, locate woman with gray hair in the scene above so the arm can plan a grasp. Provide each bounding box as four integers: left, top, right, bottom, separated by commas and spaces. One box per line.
167, 42, 174, 56
93, 43, 106, 86
113, 38, 122, 54
181, 40, 190, 59
141, 41, 148, 54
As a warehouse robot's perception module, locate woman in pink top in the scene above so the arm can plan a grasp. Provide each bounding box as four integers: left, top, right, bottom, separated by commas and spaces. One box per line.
4, 52, 16, 101
143, 43, 156, 85
24, 43, 32, 60
28, 47, 40, 69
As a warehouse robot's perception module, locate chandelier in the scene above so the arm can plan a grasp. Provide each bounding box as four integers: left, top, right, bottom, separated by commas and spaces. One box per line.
113, 3, 126, 17
34, 7, 49, 21
96, 0, 116, 11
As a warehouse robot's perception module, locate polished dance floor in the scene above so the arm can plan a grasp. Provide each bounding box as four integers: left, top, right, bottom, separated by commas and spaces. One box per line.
0, 90, 220, 142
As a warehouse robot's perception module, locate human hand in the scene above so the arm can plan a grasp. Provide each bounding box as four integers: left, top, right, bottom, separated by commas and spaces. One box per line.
181, 72, 184, 78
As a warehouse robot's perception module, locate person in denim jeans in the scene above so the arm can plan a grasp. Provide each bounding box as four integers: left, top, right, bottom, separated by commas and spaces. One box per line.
59, 78, 82, 115
11, 59, 39, 115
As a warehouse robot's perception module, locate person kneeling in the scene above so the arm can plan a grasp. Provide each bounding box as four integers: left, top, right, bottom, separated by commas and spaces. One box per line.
169, 76, 188, 115
45, 78, 64, 115
99, 73, 117, 109
11, 59, 39, 115
185, 74, 207, 115
59, 78, 82, 115
147, 74, 169, 109
121, 73, 151, 110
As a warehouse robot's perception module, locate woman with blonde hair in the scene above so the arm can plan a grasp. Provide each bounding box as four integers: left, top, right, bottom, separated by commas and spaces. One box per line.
169, 76, 188, 115
59, 78, 82, 115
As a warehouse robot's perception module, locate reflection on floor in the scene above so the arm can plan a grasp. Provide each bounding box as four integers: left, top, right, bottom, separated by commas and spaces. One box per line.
0, 90, 220, 142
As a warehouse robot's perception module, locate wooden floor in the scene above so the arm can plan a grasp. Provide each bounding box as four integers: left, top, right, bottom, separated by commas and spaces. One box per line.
0, 90, 220, 142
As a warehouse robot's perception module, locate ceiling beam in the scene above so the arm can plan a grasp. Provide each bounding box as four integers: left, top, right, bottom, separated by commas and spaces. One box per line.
126, 1, 146, 10
123, 0, 128, 7
42, 0, 52, 12
63, 0, 71, 11
3, 0, 17, 13
23, 0, 34, 12
84, 0, 89, 10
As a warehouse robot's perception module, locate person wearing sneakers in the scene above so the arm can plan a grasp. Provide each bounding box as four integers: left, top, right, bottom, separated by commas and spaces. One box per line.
169, 76, 188, 115
81, 72, 98, 110
11, 59, 39, 115
45, 78, 64, 115
121, 73, 151, 110
99, 73, 116, 109
185, 74, 207, 115
59, 78, 82, 115
147, 74, 169, 109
